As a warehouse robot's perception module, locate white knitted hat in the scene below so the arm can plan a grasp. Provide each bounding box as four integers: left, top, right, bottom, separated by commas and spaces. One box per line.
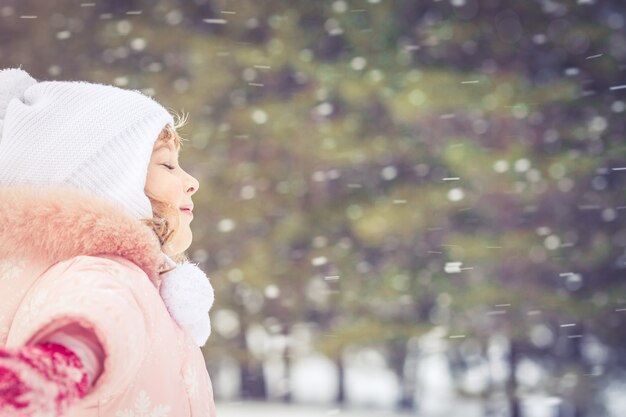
0, 68, 174, 219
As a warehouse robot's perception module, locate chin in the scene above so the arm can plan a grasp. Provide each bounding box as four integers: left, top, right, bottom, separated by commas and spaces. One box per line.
177, 231, 193, 253
166, 229, 193, 256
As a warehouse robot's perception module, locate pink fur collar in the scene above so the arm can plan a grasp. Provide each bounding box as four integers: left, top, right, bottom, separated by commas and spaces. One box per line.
0, 185, 163, 284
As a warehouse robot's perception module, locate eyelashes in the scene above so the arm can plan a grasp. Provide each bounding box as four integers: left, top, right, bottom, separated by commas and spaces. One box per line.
161, 164, 175, 170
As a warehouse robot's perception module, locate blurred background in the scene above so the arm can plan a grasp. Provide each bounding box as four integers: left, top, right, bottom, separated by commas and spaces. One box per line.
2, 0, 626, 416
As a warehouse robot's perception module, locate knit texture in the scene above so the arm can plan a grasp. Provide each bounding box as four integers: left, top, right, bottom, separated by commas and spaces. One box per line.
0, 68, 173, 219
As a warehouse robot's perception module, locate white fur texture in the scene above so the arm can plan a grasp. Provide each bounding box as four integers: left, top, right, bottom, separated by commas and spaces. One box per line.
159, 261, 214, 347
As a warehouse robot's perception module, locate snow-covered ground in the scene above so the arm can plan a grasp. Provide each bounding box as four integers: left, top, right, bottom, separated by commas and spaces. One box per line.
217, 401, 417, 417
212, 328, 626, 417
216, 400, 490, 417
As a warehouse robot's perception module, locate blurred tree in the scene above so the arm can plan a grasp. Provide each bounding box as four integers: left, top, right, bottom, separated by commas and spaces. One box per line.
1, 0, 626, 415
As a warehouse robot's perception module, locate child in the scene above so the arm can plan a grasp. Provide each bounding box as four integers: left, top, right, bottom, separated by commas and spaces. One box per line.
0, 68, 216, 417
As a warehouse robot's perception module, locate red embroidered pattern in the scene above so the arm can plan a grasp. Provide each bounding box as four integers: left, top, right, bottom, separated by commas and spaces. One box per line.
0, 343, 89, 417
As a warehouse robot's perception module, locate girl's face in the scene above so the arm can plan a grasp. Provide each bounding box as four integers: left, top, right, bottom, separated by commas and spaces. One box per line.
144, 138, 199, 256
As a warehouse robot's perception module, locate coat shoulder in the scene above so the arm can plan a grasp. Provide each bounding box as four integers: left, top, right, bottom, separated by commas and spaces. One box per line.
0, 185, 163, 285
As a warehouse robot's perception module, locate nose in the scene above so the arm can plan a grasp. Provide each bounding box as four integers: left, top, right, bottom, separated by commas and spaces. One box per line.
186, 173, 200, 195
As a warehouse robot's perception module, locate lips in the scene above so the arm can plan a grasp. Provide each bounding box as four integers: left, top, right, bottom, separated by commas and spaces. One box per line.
180, 205, 194, 217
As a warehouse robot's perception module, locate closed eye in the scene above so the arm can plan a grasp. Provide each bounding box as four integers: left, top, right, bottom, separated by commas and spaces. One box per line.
161, 164, 175, 170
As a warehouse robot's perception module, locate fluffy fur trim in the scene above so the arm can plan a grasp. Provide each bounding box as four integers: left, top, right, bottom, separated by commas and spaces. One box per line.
0, 185, 163, 284
159, 262, 214, 346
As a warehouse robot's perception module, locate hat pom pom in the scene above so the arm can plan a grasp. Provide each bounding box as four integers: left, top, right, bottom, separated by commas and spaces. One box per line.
0, 68, 37, 123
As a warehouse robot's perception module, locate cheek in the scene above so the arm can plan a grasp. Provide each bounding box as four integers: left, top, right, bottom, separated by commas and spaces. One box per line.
162, 180, 181, 202
146, 171, 181, 203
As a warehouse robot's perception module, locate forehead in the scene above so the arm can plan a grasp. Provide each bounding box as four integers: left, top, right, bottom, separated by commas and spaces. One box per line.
154, 139, 179, 153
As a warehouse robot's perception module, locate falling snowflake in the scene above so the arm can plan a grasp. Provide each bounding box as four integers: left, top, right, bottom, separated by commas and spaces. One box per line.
115, 390, 171, 417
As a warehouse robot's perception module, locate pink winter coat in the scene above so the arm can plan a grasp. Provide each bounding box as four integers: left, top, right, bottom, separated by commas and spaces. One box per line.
0, 185, 217, 417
